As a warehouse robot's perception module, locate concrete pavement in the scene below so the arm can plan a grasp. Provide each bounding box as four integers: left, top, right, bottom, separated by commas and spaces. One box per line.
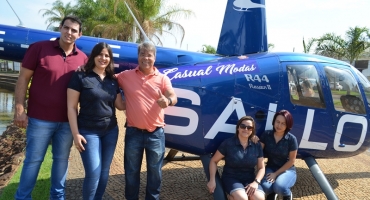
65, 110, 370, 199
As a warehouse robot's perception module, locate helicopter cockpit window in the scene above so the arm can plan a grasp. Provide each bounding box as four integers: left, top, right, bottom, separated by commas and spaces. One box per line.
353, 66, 370, 106
324, 66, 365, 114
287, 65, 325, 108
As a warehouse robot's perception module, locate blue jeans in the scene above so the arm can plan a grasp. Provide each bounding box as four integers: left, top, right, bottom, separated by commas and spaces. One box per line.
15, 117, 73, 200
79, 126, 118, 200
261, 166, 296, 196
124, 127, 165, 200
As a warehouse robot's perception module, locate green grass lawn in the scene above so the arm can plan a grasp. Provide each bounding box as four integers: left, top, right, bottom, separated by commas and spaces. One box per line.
0, 145, 52, 199
331, 90, 361, 96
331, 90, 347, 95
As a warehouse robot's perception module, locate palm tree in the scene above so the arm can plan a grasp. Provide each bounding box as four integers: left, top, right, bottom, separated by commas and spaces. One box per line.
39, 0, 76, 31
72, 0, 193, 46
201, 45, 216, 54
268, 43, 274, 52
74, 0, 132, 40
121, 0, 194, 46
314, 26, 370, 64
345, 27, 370, 64
303, 37, 316, 54
314, 33, 345, 59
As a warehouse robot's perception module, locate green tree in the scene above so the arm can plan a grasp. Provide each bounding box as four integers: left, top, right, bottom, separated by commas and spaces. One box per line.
303, 37, 316, 54
73, 0, 132, 40
71, 0, 193, 45
268, 43, 274, 52
314, 33, 346, 60
39, 0, 76, 31
201, 44, 216, 54
314, 26, 370, 64
122, 0, 194, 46
345, 27, 370, 63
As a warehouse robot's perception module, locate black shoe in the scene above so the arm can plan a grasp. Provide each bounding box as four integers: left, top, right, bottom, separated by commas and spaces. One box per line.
266, 193, 276, 200
283, 195, 292, 200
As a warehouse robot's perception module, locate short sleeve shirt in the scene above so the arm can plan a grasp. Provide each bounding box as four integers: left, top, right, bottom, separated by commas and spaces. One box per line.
68, 71, 119, 131
260, 130, 298, 169
22, 39, 87, 122
218, 136, 263, 179
115, 66, 173, 131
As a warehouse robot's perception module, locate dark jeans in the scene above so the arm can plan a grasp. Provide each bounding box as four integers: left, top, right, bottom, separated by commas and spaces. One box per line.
124, 127, 165, 200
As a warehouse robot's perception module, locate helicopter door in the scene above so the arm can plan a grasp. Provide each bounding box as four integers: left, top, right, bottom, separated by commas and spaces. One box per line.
321, 64, 367, 152
283, 63, 334, 154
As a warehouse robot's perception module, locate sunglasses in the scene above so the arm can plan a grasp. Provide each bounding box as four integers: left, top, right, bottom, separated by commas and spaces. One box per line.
239, 124, 254, 130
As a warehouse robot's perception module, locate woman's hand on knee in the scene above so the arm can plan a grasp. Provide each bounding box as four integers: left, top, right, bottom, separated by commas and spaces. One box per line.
266, 172, 277, 183
245, 182, 258, 196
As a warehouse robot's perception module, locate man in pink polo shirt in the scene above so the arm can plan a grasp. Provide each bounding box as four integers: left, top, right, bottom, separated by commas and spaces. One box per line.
116, 41, 177, 200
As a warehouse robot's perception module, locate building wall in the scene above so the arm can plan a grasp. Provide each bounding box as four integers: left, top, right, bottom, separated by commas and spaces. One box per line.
360, 61, 370, 79
0, 61, 20, 72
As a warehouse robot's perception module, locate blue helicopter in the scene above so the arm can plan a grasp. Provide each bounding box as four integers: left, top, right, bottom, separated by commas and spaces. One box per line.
1, 0, 369, 199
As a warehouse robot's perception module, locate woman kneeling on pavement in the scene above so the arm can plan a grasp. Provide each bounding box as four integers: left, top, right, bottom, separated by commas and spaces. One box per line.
260, 110, 297, 200
207, 116, 265, 200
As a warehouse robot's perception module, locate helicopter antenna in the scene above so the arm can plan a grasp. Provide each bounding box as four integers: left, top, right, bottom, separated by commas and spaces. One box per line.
5, 0, 25, 27
124, 1, 150, 42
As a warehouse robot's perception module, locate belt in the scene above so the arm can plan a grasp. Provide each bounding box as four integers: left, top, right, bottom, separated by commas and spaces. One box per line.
130, 126, 162, 133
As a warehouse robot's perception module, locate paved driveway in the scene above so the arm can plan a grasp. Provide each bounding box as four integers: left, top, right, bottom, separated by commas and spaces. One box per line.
66, 111, 370, 200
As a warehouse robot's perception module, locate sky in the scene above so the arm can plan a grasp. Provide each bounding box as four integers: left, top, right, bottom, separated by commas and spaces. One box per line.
0, 0, 369, 53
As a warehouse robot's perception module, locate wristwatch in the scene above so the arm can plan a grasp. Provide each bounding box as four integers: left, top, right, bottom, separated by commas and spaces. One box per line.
167, 97, 172, 106
254, 179, 261, 185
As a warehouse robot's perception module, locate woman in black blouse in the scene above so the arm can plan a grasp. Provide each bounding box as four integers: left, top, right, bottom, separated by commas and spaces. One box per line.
207, 116, 265, 200
67, 42, 125, 200
260, 110, 298, 200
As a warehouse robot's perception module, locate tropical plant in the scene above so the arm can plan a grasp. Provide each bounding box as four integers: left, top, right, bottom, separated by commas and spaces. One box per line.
345, 27, 370, 63
73, 0, 132, 40
303, 37, 316, 54
71, 0, 193, 45
201, 44, 216, 54
122, 0, 194, 46
314, 26, 370, 64
39, 0, 76, 31
314, 33, 346, 59
268, 43, 274, 52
